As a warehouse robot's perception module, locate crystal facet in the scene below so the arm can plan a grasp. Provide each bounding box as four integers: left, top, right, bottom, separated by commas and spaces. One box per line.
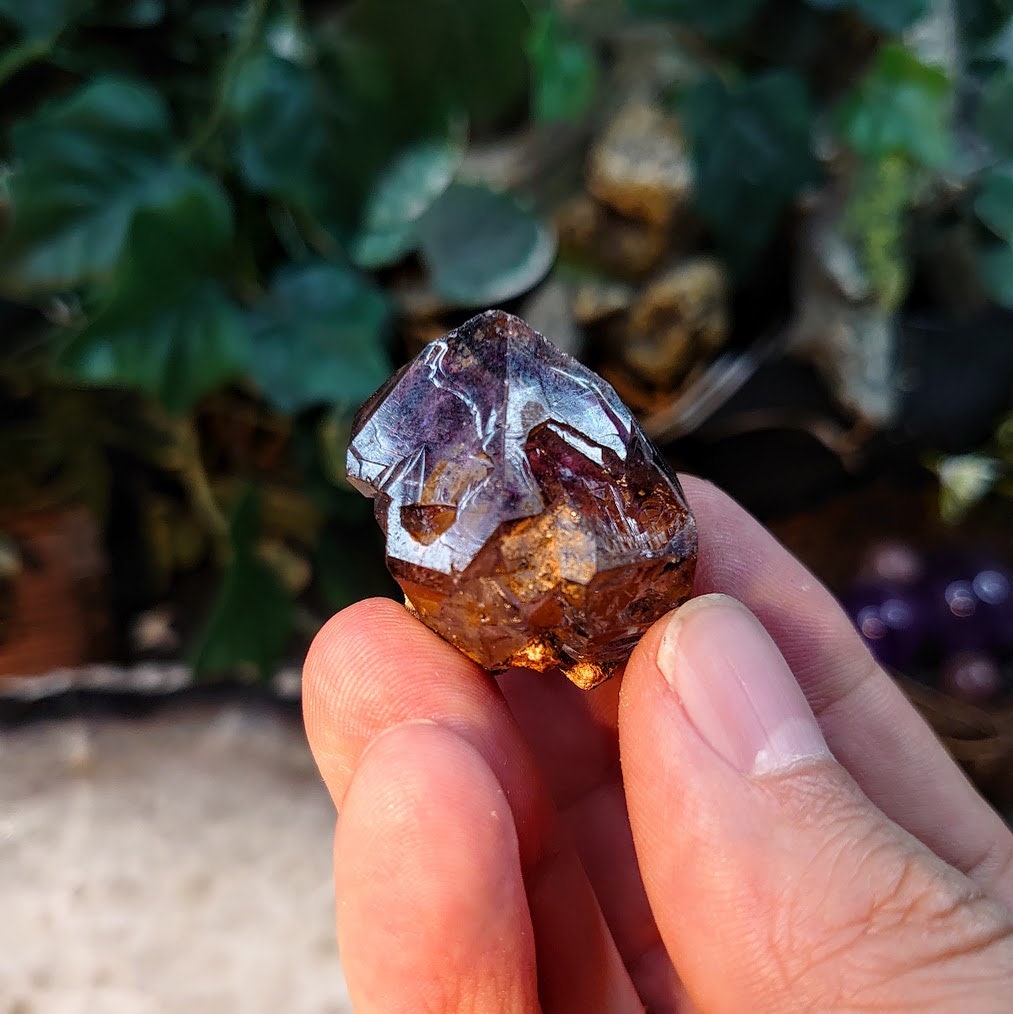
346, 310, 697, 689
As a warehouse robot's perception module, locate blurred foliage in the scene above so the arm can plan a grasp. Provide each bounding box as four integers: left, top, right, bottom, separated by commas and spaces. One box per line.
836, 44, 951, 168
528, 8, 599, 123
190, 487, 294, 679
1, 0, 1011, 678
682, 70, 817, 270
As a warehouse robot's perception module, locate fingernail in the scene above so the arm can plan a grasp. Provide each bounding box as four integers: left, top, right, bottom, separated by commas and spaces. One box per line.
657, 595, 831, 776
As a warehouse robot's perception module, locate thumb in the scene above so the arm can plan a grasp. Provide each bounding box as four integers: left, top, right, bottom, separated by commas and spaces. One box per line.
620, 594, 1012, 1014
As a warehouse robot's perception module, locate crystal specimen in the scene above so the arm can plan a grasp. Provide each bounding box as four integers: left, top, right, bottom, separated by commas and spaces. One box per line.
346, 310, 697, 689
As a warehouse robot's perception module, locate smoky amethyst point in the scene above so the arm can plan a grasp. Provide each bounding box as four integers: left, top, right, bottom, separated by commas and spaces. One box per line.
346, 309, 697, 689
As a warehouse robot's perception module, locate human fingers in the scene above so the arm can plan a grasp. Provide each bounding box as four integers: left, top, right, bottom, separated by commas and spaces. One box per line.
303, 598, 641, 1013
681, 476, 1013, 905
621, 594, 1013, 1013
497, 669, 689, 1011
335, 720, 539, 1012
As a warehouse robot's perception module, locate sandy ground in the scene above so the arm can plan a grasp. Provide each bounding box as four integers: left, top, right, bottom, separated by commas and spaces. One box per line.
0, 700, 352, 1013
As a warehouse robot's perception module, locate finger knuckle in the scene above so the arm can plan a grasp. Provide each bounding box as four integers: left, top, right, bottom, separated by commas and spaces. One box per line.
765, 780, 1013, 1007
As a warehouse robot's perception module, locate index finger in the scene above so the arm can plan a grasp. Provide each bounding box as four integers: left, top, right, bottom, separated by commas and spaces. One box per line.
302, 598, 641, 1011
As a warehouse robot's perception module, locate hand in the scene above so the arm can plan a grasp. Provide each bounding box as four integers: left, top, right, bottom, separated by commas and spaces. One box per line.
304, 477, 1013, 1013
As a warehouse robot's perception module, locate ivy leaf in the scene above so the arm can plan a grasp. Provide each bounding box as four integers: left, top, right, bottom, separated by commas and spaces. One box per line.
836, 45, 952, 168
975, 165, 1013, 243
978, 242, 1013, 308
978, 69, 1013, 159
348, 0, 530, 126
957, 0, 1013, 45
0, 0, 87, 39
1, 76, 198, 294
227, 46, 412, 241
247, 262, 392, 414
228, 52, 331, 207
349, 132, 464, 269
192, 490, 294, 681
805, 0, 928, 35
626, 0, 764, 38
528, 9, 599, 123
101, 0, 166, 28
62, 282, 247, 414
417, 183, 557, 306
683, 71, 817, 270
58, 178, 249, 414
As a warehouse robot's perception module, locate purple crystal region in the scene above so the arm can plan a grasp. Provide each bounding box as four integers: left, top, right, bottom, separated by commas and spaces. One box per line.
346, 310, 697, 689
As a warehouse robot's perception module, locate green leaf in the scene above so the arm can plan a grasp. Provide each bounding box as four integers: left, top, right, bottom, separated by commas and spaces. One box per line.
63, 282, 247, 413
528, 9, 599, 123
626, 0, 764, 38
58, 178, 249, 414
192, 490, 294, 681
836, 45, 952, 167
957, 0, 1013, 46
347, 0, 530, 126
104, 0, 166, 27
247, 262, 392, 414
978, 69, 1013, 159
978, 242, 1013, 307
228, 52, 331, 207
417, 182, 557, 306
805, 0, 928, 35
0, 0, 87, 39
842, 153, 915, 310
349, 132, 464, 269
683, 71, 817, 270
227, 46, 416, 241
975, 165, 1013, 243
1, 76, 196, 294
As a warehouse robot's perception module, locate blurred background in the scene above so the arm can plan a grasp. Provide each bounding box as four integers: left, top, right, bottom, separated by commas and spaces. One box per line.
1, 0, 1012, 1009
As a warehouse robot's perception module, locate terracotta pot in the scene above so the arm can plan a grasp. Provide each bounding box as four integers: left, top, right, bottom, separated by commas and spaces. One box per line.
0, 505, 110, 676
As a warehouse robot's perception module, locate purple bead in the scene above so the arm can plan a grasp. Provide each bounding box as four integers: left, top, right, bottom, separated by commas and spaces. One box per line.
972, 567, 1013, 650
858, 540, 924, 585
926, 558, 1013, 655
842, 581, 924, 671
939, 651, 1006, 705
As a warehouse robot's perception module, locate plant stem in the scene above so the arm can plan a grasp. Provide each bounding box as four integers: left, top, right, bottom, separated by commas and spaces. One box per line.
183, 0, 272, 160
0, 36, 52, 87
172, 417, 231, 566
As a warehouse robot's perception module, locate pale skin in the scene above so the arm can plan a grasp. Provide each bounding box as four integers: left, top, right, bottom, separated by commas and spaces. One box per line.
304, 477, 1013, 1012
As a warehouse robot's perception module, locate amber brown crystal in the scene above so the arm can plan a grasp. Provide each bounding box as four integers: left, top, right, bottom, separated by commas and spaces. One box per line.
346, 310, 697, 689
